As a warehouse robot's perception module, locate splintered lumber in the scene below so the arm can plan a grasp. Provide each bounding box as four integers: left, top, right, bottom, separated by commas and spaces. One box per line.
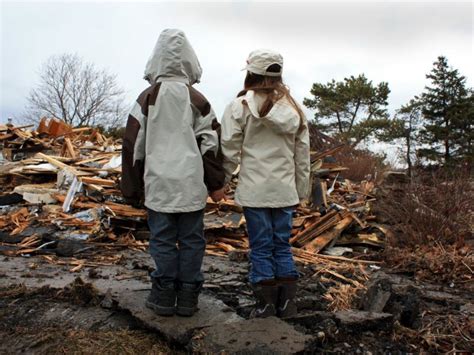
291, 248, 381, 265
0, 119, 388, 267
54, 194, 146, 218
0, 133, 14, 141
36, 153, 81, 175
303, 215, 354, 253
0, 124, 34, 132
71, 127, 92, 134
80, 177, 116, 187
215, 242, 236, 252
212, 237, 248, 249
291, 210, 347, 247
64, 137, 77, 159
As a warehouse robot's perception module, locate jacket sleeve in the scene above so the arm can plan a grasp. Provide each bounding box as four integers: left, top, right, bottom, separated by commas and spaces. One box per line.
220, 102, 244, 183
295, 114, 311, 200
189, 87, 225, 192
120, 85, 160, 204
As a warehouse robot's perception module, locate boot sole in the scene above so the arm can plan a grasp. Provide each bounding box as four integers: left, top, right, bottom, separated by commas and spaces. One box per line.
277, 305, 297, 319
146, 301, 175, 316
176, 306, 197, 317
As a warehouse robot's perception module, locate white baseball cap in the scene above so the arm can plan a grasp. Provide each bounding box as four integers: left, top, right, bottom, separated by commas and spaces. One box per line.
243, 49, 283, 77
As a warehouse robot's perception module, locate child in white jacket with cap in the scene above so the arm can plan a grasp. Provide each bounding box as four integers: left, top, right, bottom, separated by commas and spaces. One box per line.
221, 49, 311, 318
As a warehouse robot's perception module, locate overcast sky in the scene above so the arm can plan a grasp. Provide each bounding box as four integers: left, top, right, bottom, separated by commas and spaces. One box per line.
1, 1, 472, 126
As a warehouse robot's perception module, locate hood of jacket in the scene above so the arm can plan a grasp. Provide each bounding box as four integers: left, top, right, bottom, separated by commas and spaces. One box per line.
243, 90, 301, 135
144, 29, 202, 85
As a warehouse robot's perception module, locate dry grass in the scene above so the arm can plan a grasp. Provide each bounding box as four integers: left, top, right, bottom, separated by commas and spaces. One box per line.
379, 169, 474, 286
385, 243, 473, 285
379, 169, 473, 248
323, 283, 366, 312
334, 146, 387, 182
57, 329, 173, 355
0, 328, 174, 355
393, 311, 473, 353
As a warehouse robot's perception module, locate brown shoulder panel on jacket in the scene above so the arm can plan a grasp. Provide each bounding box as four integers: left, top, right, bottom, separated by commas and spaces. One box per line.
120, 115, 144, 204
188, 86, 211, 117
120, 83, 161, 205
136, 82, 162, 117
200, 119, 226, 192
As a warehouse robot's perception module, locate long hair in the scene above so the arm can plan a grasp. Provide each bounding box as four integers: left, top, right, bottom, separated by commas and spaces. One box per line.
237, 64, 304, 119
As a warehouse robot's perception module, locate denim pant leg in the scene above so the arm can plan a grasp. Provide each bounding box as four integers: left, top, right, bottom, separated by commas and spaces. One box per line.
272, 207, 299, 279
147, 209, 179, 285
243, 207, 275, 284
177, 209, 206, 285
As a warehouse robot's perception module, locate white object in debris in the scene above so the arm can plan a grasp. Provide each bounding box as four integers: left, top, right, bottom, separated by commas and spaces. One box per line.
103, 155, 121, 169
73, 207, 104, 222
326, 173, 340, 196
323, 246, 353, 256
13, 184, 58, 204
57, 168, 76, 190
10, 163, 59, 174
105, 145, 120, 152
67, 233, 90, 241
99, 155, 122, 177
62, 176, 83, 212
23, 163, 58, 172
369, 265, 381, 270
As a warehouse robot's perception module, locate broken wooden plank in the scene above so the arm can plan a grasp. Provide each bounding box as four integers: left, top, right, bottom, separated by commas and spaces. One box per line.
64, 137, 77, 159
303, 215, 354, 253
290, 209, 345, 247
80, 177, 116, 187
36, 153, 81, 175
54, 194, 147, 218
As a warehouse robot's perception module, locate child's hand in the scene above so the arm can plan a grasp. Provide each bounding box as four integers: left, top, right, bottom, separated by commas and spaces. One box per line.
210, 187, 228, 202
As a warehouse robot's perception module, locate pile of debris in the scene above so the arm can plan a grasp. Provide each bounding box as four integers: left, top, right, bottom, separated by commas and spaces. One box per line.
0, 119, 386, 275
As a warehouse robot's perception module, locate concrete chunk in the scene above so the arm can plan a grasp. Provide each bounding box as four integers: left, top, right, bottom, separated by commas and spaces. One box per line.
335, 310, 393, 332
190, 316, 312, 354
115, 290, 242, 344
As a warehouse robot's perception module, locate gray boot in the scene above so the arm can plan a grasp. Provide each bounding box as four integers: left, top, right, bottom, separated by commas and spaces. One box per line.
276, 279, 298, 318
146, 279, 176, 316
176, 282, 202, 317
250, 283, 278, 318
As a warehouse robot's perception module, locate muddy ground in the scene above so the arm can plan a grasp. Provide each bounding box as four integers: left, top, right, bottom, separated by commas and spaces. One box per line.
0, 249, 473, 354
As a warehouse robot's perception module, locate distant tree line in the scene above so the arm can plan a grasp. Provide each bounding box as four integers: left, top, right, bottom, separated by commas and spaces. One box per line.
25, 54, 472, 172
304, 56, 473, 173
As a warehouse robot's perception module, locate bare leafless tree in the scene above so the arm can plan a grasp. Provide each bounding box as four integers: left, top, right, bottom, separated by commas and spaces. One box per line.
25, 53, 127, 128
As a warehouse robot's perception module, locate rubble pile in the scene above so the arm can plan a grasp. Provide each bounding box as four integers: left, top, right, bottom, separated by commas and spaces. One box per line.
0, 120, 385, 275
2, 120, 471, 353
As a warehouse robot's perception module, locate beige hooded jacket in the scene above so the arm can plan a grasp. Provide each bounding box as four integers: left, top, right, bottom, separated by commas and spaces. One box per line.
121, 29, 225, 213
221, 90, 311, 208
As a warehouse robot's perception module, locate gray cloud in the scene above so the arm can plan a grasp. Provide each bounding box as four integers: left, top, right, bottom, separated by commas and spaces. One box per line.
1, 1, 472, 124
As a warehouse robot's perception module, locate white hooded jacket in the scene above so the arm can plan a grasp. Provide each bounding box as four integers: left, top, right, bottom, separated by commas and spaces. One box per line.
221, 91, 311, 207
121, 29, 225, 212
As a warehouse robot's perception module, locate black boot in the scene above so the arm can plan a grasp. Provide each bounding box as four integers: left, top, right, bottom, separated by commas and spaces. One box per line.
176, 282, 202, 317
250, 282, 278, 318
276, 279, 298, 318
146, 279, 176, 316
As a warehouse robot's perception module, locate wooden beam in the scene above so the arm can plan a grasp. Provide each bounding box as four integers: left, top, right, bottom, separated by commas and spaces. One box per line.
80, 177, 116, 187
64, 137, 77, 159
303, 215, 353, 253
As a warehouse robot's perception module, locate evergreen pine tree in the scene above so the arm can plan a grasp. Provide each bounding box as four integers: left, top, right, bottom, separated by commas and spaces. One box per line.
303, 74, 391, 147
419, 56, 471, 165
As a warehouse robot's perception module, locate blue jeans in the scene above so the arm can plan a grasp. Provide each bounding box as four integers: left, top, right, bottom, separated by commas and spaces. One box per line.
243, 207, 299, 284
147, 208, 206, 286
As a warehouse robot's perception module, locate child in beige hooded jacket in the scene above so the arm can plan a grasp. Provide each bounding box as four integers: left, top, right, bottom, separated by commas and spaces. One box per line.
221, 49, 310, 318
